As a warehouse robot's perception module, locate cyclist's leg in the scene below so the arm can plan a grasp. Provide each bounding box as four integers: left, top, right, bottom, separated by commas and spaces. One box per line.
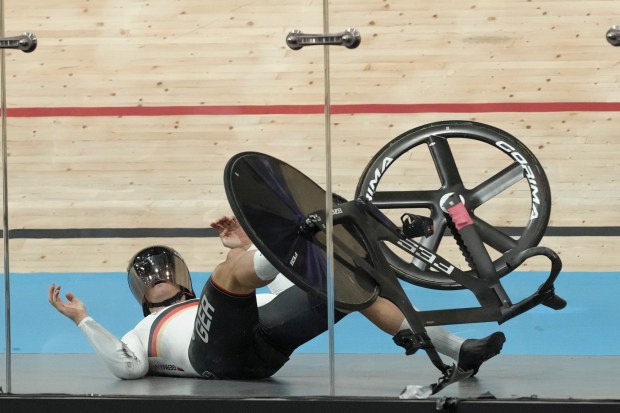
362, 296, 505, 374
211, 247, 279, 294
258, 285, 348, 355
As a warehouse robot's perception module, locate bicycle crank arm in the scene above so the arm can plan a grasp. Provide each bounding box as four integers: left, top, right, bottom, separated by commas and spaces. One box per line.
286, 28, 361, 50
0, 32, 37, 52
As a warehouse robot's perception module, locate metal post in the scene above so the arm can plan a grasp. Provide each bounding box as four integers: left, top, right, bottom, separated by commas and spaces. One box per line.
0, 0, 11, 393
0, 10, 36, 394
285, 12, 360, 399
321, 0, 335, 397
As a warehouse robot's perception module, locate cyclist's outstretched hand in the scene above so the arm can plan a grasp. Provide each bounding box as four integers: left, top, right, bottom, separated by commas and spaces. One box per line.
48, 283, 88, 325
211, 215, 252, 249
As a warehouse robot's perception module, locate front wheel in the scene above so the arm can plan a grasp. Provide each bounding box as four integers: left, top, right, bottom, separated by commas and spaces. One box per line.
355, 120, 551, 290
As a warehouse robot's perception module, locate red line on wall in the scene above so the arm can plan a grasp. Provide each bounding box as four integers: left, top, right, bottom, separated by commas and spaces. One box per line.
3, 102, 620, 117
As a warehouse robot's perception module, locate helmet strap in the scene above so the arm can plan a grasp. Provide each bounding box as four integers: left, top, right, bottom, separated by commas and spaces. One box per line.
145, 291, 185, 309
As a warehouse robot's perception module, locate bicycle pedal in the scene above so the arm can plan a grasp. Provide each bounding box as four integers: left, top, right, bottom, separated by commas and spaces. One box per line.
400, 213, 434, 238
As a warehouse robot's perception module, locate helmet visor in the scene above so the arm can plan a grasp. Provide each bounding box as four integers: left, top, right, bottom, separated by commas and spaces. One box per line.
127, 246, 192, 304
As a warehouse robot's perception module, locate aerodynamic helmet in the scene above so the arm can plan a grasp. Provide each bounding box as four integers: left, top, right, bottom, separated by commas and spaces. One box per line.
127, 246, 195, 316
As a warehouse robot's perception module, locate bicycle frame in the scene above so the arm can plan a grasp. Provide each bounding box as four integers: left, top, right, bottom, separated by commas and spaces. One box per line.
301, 194, 564, 393
319, 197, 564, 327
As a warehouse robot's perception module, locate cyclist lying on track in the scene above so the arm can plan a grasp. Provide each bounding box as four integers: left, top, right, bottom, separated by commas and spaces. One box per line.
48, 215, 505, 380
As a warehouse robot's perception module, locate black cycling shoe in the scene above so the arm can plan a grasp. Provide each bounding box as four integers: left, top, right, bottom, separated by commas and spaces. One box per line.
457, 331, 506, 376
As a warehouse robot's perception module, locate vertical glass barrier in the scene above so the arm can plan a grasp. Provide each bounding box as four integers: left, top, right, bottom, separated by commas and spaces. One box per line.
3, 0, 617, 404
327, 1, 620, 401
3, 0, 332, 398
1, 0, 8, 395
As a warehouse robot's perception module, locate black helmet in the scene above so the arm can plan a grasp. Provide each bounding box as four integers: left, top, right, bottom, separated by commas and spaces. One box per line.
127, 246, 195, 316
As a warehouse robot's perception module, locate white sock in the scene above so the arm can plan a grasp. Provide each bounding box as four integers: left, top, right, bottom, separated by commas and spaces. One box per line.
267, 274, 295, 295
253, 250, 280, 282
250, 244, 295, 294
399, 318, 464, 362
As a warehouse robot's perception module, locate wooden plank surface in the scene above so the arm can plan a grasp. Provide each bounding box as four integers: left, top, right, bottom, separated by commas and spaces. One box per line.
0, 0, 617, 274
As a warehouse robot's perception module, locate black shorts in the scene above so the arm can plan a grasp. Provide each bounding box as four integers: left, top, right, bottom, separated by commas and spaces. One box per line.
188, 277, 347, 379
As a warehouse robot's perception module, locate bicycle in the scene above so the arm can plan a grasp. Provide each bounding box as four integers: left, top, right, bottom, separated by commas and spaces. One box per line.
223, 120, 566, 394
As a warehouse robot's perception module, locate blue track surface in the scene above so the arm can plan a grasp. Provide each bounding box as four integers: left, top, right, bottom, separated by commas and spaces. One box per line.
2, 271, 618, 355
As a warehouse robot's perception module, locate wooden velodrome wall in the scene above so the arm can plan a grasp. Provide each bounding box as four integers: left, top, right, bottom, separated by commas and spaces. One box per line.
1, 0, 618, 276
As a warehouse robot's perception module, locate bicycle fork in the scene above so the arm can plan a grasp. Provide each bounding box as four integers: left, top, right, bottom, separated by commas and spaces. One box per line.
442, 193, 513, 308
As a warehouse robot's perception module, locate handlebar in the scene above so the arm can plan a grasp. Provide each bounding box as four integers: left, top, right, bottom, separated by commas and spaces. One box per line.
500, 246, 566, 323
